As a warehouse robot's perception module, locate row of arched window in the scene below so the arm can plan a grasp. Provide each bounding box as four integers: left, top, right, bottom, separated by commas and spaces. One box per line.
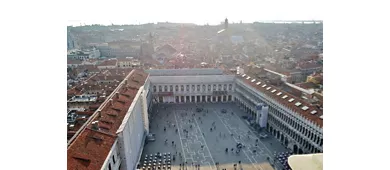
152, 84, 233, 93
268, 107, 323, 151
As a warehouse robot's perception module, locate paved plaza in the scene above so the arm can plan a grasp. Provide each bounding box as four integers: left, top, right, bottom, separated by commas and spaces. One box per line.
140, 103, 288, 170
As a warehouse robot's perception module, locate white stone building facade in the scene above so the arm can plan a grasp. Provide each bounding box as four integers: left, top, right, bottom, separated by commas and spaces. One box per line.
147, 68, 323, 155
235, 78, 323, 154
94, 68, 322, 170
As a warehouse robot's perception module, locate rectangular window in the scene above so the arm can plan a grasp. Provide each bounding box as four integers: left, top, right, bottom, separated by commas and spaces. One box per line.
208, 85, 211, 91
218, 84, 222, 90
158, 85, 162, 92
192, 85, 195, 91
197, 85, 200, 91
223, 84, 227, 91
170, 85, 173, 92
153, 86, 156, 92
164, 85, 168, 92
213, 85, 216, 91
175, 85, 178, 92
229, 84, 232, 91
202, 85, 206, 91
181, 85, 184, 91
186, 85, 189, 92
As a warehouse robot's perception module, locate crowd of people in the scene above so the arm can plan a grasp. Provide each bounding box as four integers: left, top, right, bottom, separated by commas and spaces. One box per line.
274, 151, 293, 170
139, 152, 172, 170
145, 104, 280, 170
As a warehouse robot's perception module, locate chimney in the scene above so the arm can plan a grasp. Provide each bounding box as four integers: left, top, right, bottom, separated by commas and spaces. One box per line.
109, 99, 113, 106
91, 121, 99, 130
124, 79, 128, 84
116, 92, 120, 99
97, 110, 101, 118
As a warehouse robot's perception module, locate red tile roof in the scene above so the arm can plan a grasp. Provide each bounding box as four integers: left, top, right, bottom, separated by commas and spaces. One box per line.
77, 65, 100, 73
237, 74, 323, 128
116, 58, 136, 62
67, 128, 117, 170
103, 68, 134, 76
88, 104, 101, 110
68, 70, 132, 97
67, 69, 148, 170
76, 111, 94, 116
296, 82, 318, 89
68, 74, 99, 97
98, 60, 117, 66
67, 88, 82, 97
263, 65, 292, 76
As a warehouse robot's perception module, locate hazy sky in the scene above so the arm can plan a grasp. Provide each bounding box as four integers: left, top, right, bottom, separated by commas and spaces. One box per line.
67, 0, 322, 26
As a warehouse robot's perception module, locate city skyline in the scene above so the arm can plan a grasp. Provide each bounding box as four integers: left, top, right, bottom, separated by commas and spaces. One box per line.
67, 0, 322, 26
67, 19, 323, 27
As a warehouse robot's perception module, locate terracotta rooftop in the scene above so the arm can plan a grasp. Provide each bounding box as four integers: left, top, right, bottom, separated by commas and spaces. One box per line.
67, 88, 82, 98
98, 60, 117, 67
67, 128, 117, 170
296, 82, 319, 89
67, 69, 148, 170
85, 58, 100, 62
68, 74, 98, 95
103, 68, 133, 76
95, 75, 123, 82
77, 65, 100, 73
79, 70, 133, 91
82, 84, 106, 92
116, 57, 136, 62
75, 111, 95, 116
237, 73, 323, 128
263, 65, 292, 76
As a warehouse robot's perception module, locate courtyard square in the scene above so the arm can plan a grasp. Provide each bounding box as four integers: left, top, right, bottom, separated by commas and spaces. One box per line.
140, 103, 288, 170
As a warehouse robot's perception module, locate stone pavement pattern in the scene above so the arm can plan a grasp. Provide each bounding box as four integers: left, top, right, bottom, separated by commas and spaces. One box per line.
140, 103, 288, 170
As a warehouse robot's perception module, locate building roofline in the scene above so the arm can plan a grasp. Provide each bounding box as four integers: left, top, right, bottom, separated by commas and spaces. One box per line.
67, 70, 135, 147
67, 69, 148, 169
236, 73, 323, 128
